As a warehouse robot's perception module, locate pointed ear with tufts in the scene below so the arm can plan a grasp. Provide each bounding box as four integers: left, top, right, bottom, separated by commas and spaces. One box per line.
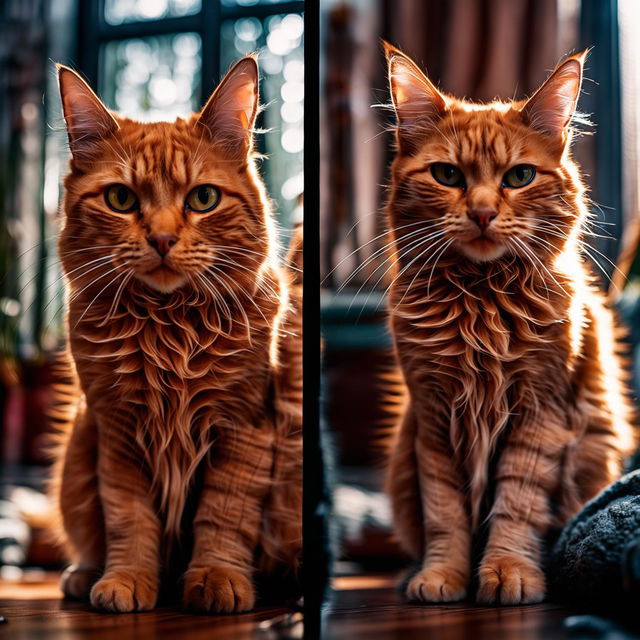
521, 51, 587, 142
57, 64, 119, 162
197, 56, 259, 158
384, 41, 447, 155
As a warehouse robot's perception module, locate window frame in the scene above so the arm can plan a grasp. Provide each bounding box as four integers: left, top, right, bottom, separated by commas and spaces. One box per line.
77, 0, 304, 105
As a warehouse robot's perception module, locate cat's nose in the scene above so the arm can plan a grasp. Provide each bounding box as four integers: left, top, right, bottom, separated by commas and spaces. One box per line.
467, 208, 498, 231
147, 233, 178, 257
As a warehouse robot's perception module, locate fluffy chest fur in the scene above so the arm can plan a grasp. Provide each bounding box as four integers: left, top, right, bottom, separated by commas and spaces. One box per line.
392, 256, 573, 375
390, 257, 583, 519
67, 277, 281, 536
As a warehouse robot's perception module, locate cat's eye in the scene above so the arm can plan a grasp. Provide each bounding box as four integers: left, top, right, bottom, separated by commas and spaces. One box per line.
105, 184, 138, 213
431, 163, 465, 188
186, 185, 221, 213
503, 164, 536, 188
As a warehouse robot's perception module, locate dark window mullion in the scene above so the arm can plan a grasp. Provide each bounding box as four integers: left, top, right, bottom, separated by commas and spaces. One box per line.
92, 2, 306, 46
201, 0, 221, 101
95, 14, 205, 42
220, 1, 304, 20
77, 0, 103, 87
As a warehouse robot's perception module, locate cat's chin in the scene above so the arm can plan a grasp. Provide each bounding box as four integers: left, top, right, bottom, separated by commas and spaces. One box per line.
136, 267, 188, 294
458, 237, 508, 263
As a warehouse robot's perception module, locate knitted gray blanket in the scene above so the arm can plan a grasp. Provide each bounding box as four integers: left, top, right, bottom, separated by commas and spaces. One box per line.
550, 469, 640, 607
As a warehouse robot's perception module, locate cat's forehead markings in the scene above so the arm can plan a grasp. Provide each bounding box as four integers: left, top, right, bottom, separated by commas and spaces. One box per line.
487, 128, 509, 167
115, 119, 243, 194
444, 115, 511, 169
123, 132, 191, 190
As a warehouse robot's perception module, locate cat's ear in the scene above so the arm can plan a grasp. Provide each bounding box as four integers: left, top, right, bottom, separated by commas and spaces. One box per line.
521, 51, 586, 141
57, 64, 119, 161
384, 41, 447, 154
197, 56, 259, 157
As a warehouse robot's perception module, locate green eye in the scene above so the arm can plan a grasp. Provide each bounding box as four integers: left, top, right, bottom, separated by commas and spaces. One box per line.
431, 163, 465, 188
503, 164, 536, 188
186, 185, 221, 213
105, 184, 138, 212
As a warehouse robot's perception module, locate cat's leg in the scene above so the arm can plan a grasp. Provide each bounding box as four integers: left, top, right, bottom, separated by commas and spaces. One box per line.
255, 428, 302, 588
57, 409, 104, 600
404, 402, 471, 603
574, 427, 625, 504
573, 379, 631, 506
477, 417, 569, 605
257, 311, 303, 587
386, 407, 422, 559
89, 423, 161, 612
254, 441, 302, 604
183, 425, 274, 613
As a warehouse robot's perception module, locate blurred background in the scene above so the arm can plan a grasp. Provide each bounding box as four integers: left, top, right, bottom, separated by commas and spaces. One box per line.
0, 0, 303, 581
320, 0, 640, 575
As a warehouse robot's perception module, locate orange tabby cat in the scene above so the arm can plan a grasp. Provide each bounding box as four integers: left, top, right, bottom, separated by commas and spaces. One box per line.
49, 57, 301, 613
382, 43, 635, 605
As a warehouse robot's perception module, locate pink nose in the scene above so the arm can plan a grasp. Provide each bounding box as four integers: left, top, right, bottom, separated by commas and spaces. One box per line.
467, 208, 498, 231
147, 233, 178, 257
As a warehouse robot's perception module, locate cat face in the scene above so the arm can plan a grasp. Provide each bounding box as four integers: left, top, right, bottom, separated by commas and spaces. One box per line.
385, 44, 586, 264
58, 58, 269, 295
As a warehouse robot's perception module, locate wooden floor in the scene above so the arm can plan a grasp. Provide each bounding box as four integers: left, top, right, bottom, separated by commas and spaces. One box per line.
322, 574, 640, 640
0, 573, 301, 640
4, 572, 640, 638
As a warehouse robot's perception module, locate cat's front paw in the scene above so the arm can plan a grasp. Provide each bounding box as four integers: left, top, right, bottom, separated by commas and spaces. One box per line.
477, 555, 545, 605
61, 564, 101, 600
90, 569, 158, 612
182, 565, 255, 613
406, 565, 467, 603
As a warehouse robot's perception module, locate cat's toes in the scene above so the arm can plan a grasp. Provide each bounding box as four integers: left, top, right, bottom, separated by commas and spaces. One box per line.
477, 556, 545, 605
90, 570, 158, 612
406, 565, 467, 603
182, 565, 255, 613
60, 564, 101, 600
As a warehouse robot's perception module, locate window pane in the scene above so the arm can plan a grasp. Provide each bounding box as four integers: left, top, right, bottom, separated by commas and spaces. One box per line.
221, 13, 304, 228
221, 0, 293, 7
100, 33, 202, 122
104, 0, 201, 25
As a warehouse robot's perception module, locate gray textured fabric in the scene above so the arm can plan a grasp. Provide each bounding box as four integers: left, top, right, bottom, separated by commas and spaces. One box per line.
550, 470, 640, 605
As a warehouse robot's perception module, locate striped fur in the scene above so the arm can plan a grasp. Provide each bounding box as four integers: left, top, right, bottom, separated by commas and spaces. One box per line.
383, 44, 635, 605
50, 58, 301, 613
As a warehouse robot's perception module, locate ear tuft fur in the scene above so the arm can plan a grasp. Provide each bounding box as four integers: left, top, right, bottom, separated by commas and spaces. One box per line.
383, 41, 447, 155
57, 64, 119, 161
521, 51, 586, 140
197, 56, 260, 158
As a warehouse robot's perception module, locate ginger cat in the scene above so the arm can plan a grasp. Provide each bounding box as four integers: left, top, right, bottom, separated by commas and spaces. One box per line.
50, 57, 301, 613
383, 43, 635, 605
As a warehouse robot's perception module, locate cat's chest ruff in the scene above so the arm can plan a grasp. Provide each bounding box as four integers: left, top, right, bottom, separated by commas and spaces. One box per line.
394, 275, 566, 364
73, 300, 269, 399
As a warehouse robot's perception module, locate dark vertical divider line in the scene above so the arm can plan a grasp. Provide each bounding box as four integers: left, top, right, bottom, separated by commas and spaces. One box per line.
303, 1, 324, 638
200, 0, 220, 102
77, 0, 100, 88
